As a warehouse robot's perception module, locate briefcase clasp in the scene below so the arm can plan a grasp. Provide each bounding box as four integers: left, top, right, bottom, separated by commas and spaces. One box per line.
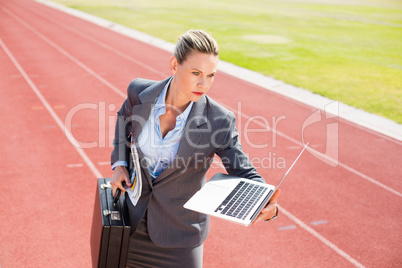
101, 182, 112, 189
103, 209, 121, 221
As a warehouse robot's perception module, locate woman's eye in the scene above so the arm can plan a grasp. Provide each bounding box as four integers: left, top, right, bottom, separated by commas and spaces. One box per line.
193, 72, 200, 75
208, 74, 215, 78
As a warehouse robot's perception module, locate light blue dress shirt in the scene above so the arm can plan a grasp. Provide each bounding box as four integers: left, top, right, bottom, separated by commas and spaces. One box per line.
112, 78, 194, 181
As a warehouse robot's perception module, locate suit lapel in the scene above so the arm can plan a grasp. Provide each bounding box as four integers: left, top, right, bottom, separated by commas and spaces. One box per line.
130, 77, 171, 140
153, 96, 208, 186
130, 77, 171, 187
176, 96, 208, 160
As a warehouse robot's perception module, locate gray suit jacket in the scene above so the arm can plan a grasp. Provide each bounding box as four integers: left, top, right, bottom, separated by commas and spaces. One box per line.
111, 77, 265, 248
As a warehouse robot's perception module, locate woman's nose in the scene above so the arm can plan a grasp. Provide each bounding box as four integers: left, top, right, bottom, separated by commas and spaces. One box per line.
197, 77, 207, 88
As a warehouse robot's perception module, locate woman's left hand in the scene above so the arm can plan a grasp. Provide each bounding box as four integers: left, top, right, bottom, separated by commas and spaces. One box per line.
253, 189, 281, 225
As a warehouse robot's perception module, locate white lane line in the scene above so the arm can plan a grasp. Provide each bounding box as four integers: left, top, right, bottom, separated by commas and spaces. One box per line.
54, 22, 166, 77
67, 163, 84, 168
216, 102, 402, 198
15, 0, 401, 199
0, 37, 102, 179
23, 0, 402, 149
19, 3, 402, 199
279, 205, 365, 268
34, 0, 402, 143
311, 220, 328, 226
98, 161, 110, 166
337, 162, 402, 197
0, 5, 369, 266
1, 6, 126, 99
277, 225, 297, 231
13, 1, 167, 78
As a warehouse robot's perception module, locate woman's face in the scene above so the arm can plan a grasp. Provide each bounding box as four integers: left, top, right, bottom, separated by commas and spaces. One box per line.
170, 51, 219, 103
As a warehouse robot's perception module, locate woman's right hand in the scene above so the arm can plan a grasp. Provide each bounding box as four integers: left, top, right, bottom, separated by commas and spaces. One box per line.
110, 166, 132, 197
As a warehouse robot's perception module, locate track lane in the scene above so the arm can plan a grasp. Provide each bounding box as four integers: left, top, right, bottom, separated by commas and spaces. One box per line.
1, 1, 400, 266
0, 1, 392, 266
0, 7, 374, 268
0, 40, 95, 267
12, 0, 402, 196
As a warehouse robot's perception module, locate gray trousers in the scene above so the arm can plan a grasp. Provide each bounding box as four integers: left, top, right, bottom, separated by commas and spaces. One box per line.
126, 212, 203, 268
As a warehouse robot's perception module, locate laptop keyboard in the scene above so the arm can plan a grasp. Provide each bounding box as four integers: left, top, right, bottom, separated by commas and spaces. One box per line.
214, 181, 268, 220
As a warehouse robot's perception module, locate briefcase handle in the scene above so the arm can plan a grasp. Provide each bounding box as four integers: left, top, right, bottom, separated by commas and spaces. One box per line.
100, 181, 122, 207
113, 189, 121, 207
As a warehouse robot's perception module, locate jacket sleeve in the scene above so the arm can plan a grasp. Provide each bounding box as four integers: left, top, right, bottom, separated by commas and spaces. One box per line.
110, 81, 137, 166
215, 111, 266, 183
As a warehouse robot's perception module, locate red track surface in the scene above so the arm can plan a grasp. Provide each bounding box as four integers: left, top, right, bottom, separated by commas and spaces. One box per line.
0, 0, 401, 267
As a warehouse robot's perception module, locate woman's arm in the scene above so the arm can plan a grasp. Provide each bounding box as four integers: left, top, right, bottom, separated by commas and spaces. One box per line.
110, 81, 138, 196
215, 111, 279, 224
215, 111, 265, 183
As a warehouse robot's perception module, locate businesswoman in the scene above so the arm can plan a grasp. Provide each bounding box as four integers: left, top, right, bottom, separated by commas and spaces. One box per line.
110, 29, 280, 267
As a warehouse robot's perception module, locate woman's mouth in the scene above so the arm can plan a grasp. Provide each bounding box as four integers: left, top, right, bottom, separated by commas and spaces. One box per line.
193, 92, 204, 96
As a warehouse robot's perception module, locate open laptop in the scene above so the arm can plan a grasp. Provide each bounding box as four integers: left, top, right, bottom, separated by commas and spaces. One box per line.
184, 143, 309, 226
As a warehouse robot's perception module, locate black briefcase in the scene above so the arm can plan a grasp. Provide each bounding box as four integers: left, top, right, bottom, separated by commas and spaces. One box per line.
90, 178, 131, 268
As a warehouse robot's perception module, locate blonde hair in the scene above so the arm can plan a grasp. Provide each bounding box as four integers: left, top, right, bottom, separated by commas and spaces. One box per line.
173, 29, 219, 64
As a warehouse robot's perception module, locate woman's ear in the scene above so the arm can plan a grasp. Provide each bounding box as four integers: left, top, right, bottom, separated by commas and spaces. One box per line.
170, 56, 178, 74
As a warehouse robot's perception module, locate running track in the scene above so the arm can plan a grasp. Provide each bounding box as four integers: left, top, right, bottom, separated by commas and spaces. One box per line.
0, 0, 401, 267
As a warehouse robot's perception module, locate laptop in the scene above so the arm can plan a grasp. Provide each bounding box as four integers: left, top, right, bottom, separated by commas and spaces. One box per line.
184, 143, 309, 226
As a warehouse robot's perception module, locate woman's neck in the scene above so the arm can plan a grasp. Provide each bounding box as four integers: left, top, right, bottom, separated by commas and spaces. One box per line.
165, 80, 191, 114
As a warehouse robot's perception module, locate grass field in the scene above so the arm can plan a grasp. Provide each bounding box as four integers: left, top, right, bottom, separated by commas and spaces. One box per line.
50, 0, 402, 123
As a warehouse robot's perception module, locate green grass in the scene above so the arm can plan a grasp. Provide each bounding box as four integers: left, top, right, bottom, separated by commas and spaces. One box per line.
51, 0, 402, 123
